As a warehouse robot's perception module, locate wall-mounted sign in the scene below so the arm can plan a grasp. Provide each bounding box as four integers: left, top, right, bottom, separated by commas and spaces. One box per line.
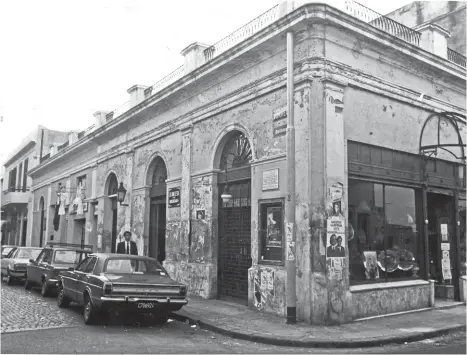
273, 105, 287, 137
168, 187, 181, 208
440, 223, 448, 241
262, 169, 279, 191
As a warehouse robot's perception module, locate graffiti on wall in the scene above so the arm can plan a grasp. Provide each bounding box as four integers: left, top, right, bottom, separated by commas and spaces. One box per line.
253, 268, 275, 311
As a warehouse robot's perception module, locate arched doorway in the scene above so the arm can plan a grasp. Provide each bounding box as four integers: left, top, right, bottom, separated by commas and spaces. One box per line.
39, 197, 45, 247
217, 131, 253, 303
147, 157, 167, 263
106, 174, 119, 253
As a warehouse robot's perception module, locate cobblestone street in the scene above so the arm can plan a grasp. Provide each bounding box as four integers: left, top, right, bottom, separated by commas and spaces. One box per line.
1, 283, 82, 334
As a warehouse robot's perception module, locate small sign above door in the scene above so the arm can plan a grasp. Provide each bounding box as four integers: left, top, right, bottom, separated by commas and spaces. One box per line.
168, 187, 181, 208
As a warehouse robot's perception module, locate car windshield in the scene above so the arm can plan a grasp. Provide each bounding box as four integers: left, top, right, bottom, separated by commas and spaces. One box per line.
15, 248, 41, 260
53, 250, 87, 264
2, 248, 15, 257
104, 258, 164, 274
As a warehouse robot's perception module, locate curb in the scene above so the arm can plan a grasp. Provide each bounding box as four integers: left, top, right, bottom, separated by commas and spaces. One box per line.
170, 312, 466, 348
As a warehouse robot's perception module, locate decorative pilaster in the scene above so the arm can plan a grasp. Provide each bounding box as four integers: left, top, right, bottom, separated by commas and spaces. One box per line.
322, 78, 351, 324
180, 126, 193, 261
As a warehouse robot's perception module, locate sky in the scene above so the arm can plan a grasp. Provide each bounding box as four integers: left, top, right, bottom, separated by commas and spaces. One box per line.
0, 0, 412, 168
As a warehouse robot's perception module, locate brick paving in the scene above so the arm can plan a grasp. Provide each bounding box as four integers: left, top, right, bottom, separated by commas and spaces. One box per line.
1, 284, 82, 334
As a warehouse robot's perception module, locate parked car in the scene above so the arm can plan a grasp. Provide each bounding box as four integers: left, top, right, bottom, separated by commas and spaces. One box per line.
1, 245, 17, 259
57, 253, 188, 325
25, 243, 92, 297
1, 247, 42, 285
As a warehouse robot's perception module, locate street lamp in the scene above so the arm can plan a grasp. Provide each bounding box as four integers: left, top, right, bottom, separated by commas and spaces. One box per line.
117, 182, 129, 206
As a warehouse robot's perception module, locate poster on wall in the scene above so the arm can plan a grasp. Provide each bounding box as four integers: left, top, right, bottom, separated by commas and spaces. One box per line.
328, 257, 344, 280
363, 251, 380, 280
262, 169, 279, 191
440, 223, 448, 241
168, 187, 181, 208
326, 217, 345, 258
266, 206, 282, 247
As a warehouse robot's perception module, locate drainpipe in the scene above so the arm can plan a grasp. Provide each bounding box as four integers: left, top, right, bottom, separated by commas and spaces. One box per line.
285, 30, 296, 324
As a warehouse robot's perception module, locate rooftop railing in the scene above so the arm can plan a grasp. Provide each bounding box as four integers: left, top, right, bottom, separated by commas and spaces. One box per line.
204, 4, 280, 62
145, 65, 185, 99
448, 48, 466, 68
344, 0, 421, 46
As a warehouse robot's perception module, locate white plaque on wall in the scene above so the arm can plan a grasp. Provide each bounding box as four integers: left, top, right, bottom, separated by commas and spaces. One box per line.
262, 169, 279, 191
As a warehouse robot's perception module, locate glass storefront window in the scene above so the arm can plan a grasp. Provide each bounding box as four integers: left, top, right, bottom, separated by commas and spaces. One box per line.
259, 200, 284, 264
348, 179, 421, 284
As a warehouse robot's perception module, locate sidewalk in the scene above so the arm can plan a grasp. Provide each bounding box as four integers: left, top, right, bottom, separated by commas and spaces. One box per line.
172, 299, 466, 348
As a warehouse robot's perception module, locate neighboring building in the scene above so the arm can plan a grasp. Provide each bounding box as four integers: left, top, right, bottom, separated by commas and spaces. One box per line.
27, 0, 465, 325
1, 126, 69, 246
385, 1, 466, 56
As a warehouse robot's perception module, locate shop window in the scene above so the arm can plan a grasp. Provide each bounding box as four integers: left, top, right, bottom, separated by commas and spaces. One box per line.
259, 199, 284, 264
348, 179, 421, 284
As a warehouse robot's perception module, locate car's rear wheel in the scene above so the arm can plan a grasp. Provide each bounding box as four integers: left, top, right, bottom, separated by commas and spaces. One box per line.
24, 275, 32, 290
83, 294, 97, 325
57, 285, 71, 308
41, 279, 50, 297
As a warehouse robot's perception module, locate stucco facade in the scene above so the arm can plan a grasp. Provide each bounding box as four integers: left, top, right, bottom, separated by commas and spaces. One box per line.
27, 2, 466, 325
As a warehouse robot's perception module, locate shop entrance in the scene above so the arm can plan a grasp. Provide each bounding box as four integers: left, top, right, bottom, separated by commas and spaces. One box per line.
218, 181, 252, 303
149, 198, 166, 263
427, 191, 460, 300
216, 131, 253, 304
147, 156, 167, 263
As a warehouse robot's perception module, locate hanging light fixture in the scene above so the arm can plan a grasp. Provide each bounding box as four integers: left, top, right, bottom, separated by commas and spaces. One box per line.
221, 184, 233, 204
117, 182, 129, 206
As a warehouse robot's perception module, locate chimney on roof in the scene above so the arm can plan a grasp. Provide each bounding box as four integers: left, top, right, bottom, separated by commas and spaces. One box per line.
127, 85, 149, 108
68, 132, 78, 146
415, 23, 451, 59
181, 42, 211, 74
93, 111, 109, 128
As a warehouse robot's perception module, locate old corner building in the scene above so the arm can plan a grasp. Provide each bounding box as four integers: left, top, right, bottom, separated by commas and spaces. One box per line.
26, 1, 466, 325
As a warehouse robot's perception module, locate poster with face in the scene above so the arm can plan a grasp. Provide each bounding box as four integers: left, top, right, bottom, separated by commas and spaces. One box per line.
363, 251, 380, 280
326, 217, 345, 258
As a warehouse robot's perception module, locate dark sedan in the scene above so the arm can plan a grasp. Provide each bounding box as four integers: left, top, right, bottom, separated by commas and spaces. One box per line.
57, 253, 188, 325
25, 244, 91, 297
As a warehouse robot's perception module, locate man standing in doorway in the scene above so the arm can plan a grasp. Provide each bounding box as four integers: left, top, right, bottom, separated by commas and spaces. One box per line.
116, 231, 138, 255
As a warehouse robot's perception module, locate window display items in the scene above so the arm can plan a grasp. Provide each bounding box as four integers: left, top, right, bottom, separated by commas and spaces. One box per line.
363, 251, 379, 280
266, 207, 282, 247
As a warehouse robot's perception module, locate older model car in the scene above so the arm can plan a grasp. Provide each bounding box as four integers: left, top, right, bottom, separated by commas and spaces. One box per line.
25, 243, 92, 297
1, 245, 17, 259
1, 247, 42, 285
57, 253, 188, 325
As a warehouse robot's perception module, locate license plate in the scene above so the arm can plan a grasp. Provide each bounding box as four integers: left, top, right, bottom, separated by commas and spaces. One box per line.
137, 302, 154, 309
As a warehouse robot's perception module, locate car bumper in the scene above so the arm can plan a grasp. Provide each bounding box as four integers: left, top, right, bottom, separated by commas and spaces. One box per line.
8, 270, 26, 279
46, 278, 60, 288
97, 297, 188, 313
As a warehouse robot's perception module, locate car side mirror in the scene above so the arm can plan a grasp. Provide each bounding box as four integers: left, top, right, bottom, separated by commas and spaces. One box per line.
29, 259, 35, 263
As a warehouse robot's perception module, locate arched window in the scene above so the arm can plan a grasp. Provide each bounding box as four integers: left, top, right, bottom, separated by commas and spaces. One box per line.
220, 132, 252, 170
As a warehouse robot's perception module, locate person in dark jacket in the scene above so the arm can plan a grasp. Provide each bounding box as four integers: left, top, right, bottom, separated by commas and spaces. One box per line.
116, 231, 138, 255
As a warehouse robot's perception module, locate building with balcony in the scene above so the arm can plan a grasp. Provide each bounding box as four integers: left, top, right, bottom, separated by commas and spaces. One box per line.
27, 0, 465, 324
1, 126, 69, 246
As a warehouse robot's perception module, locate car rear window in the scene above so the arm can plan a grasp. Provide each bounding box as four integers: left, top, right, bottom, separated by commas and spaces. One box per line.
53, 250, 87, 264
2, 247, 15, 257
15, 248, 42, 260
104, 258, 164, 274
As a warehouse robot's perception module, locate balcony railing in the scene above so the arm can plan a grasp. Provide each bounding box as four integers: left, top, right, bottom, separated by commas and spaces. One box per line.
204, 4, 280, 62
145, 65, 185, 99
448, 48, 466, 68
344, 0, 421, 46
3, 186, 30, 194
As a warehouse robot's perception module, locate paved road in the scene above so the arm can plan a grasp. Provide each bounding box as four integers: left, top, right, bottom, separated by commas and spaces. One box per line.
1, 283, 466, 354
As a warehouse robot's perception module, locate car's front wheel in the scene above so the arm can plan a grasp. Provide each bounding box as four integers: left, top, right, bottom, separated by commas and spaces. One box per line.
41, 279, 50, 297
24, 275, 32, 290
6, 271, 14, 285
57, 285, 71, 308
83, 294, 98, 325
